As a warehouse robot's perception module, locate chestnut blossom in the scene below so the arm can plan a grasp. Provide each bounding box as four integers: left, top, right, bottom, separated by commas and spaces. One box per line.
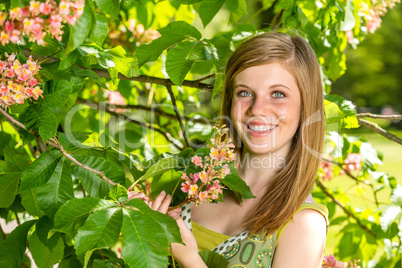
322, 255, 360, 268
343, 153, 362, 172
180, 126, 237, 205
0, 53, 42, 109
0, 0, 85, 46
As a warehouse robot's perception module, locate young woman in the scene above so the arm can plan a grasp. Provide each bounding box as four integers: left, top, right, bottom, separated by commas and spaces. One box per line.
145, 32, 328, 267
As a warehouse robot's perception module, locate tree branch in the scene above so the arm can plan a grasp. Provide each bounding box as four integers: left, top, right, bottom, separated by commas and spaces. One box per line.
357, 113, 402, 120
316, 179, 377, 238
75, 97, 213, 124
47, 140, 117, 186
0, 107, 117, 186
93, 69, 213, 90
323, 158, 379, 207
358, 118, 402, 145
166, 85, 191, 148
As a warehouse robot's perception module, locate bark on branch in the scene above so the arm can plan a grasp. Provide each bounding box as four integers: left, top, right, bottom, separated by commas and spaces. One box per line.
358, 118, 402, 145
316, 179, 377, 238
357, 113, 402, 120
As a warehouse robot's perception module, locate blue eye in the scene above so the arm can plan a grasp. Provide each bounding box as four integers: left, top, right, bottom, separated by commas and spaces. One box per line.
273, 92, 285, 98
238, 91, 252, 97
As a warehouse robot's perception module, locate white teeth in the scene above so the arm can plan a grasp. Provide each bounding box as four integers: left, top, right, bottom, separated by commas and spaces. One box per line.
248, 125, 275, 132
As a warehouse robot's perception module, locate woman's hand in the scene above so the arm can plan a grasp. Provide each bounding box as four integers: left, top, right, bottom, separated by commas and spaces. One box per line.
149, 191, 207, 268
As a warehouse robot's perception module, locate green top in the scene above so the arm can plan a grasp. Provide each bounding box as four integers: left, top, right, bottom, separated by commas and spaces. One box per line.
181, 202, 329, 268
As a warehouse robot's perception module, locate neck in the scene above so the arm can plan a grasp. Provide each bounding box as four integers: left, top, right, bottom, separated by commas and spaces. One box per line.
236, 151, 286, 195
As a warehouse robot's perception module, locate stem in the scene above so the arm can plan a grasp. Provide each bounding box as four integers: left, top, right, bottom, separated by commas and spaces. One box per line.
323, 158, 379, 207
0, 223, 6, 240
316, 179, 377, 238
80, 183, 87, 198
36, 137, 47, 153
245, 0, 278, 24
98, 249, 105, 260
166, 85, 191, 148
272, 9, 284, 31
168, 198, 191, 212
47, 140, 117, 186
194, 74, 215, 82
93, 68, 213, 91
357, 113, 402, 120
170, 244, 176, 268
358, 118, 402, 145
38, 50, 62, 64
14, 212, 20, 225
76, 98, 212, 124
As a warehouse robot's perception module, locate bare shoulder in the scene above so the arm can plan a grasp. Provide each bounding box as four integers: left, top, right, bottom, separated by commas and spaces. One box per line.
272, 209, 327, 268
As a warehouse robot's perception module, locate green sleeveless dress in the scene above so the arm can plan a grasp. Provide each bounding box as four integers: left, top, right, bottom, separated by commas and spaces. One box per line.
180, 202, 328, 268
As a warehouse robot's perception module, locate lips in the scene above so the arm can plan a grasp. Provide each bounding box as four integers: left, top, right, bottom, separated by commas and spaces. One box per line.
245, 122, 278, 134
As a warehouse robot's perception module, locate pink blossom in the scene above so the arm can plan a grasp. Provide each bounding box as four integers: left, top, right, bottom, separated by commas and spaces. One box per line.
198, 171, 208, 183
346, 30, 353, 44
198, 191, 208, 202
191, 155, 203, 167
343, 153, 362, 172
5, 21, 14, 32
181, 181, 191, 193
29, 1, 41, 16
209, 147, 220, 160
0, 11, 7, 25
190, 173, 200, 184
39, 2, 53, 15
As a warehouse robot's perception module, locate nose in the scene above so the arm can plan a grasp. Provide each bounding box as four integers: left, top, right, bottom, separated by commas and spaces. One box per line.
247, 94, 268, 116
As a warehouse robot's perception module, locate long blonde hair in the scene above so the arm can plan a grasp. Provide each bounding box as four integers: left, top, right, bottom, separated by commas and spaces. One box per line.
220, 32, 325, 235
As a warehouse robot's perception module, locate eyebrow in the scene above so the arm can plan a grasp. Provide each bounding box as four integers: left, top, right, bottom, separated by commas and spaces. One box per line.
235, 83, 293, 91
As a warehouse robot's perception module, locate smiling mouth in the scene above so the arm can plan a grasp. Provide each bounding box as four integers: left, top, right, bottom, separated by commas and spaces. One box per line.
246, 124, 277, 132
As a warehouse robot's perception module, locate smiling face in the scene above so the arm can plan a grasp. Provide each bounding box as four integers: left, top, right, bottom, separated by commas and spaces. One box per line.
231, 62, 301, 158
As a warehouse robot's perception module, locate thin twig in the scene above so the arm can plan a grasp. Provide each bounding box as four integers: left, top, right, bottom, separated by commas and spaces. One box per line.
166, 85, 191, 148
194, 74, 215, 82
94, 69, 213, 90
245, 0, 279, 24
80, 183, 87, 198
98, 249, 105, 260
357, 113, 402, 120
76, 97, 212, 124
0, 223, 6, 240
14, 212, 20, 225
168, 198, 191, 212
323, 158, 379, 207
36, 137, 47, 153
38, 50, 62, 64
272, 9, 284, 31
47, 140, 117, 186
316, 179, 377, 238
358, 118, 402, 145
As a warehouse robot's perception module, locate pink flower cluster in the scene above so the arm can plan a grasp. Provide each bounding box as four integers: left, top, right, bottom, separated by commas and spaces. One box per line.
180, 126, 237, 205
0, 0, 85, 46
322, 255, 361, 268
359, 0, 400, 33
320, 153, 362, 181
108, 18, 160, 50
107, 90, 127, 113
0, 53, 43, 109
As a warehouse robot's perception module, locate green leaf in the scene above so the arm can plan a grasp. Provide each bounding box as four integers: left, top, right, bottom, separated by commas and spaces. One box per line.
103, 46, 139, 78
121, 199, 182, 268
19, 150, 63, 192
136, 21, 202, 67
43, 80, 73, 107
20, 188, 44, 217
340, 0, 355, 31
54, 197, 117, 233
199, 250, 229, 267
29, 230, 64, 268
72, 154, 126, 198
225, 0, 248, 21
9, 0, 29, 9
58, 132, 91, 151
0, 220, 36, 267
324, 95, 359, 131
108, 184, 128, 203
63, 2, 93, 58
198, 0, 225, 27
24, 104, 58, 141
151, 170, 186, 206
59, 50, 78, 70
141, 157, 180, 181
75, 207, 123, 258
166, 41, 206, 85
0, 148, 29, 207
37, 157, 74, 217
222, 173, 255, 203
179, 0, 202, 3
35, 216, 61, 251
90, 14, 109, 46
95, 0, 120, 19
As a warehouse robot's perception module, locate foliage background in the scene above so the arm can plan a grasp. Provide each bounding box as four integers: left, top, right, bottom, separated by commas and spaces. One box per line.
0, 0, 401, 267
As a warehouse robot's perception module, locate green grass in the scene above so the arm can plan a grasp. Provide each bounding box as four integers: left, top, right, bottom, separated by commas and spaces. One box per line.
323, 129, 402, 260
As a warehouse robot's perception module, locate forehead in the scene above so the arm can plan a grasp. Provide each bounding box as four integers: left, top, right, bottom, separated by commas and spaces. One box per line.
234, 62, 298, 90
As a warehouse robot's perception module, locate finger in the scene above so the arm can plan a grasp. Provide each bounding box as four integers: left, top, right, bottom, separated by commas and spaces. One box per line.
157, 194, 171, 214
152, 190, 166, 211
